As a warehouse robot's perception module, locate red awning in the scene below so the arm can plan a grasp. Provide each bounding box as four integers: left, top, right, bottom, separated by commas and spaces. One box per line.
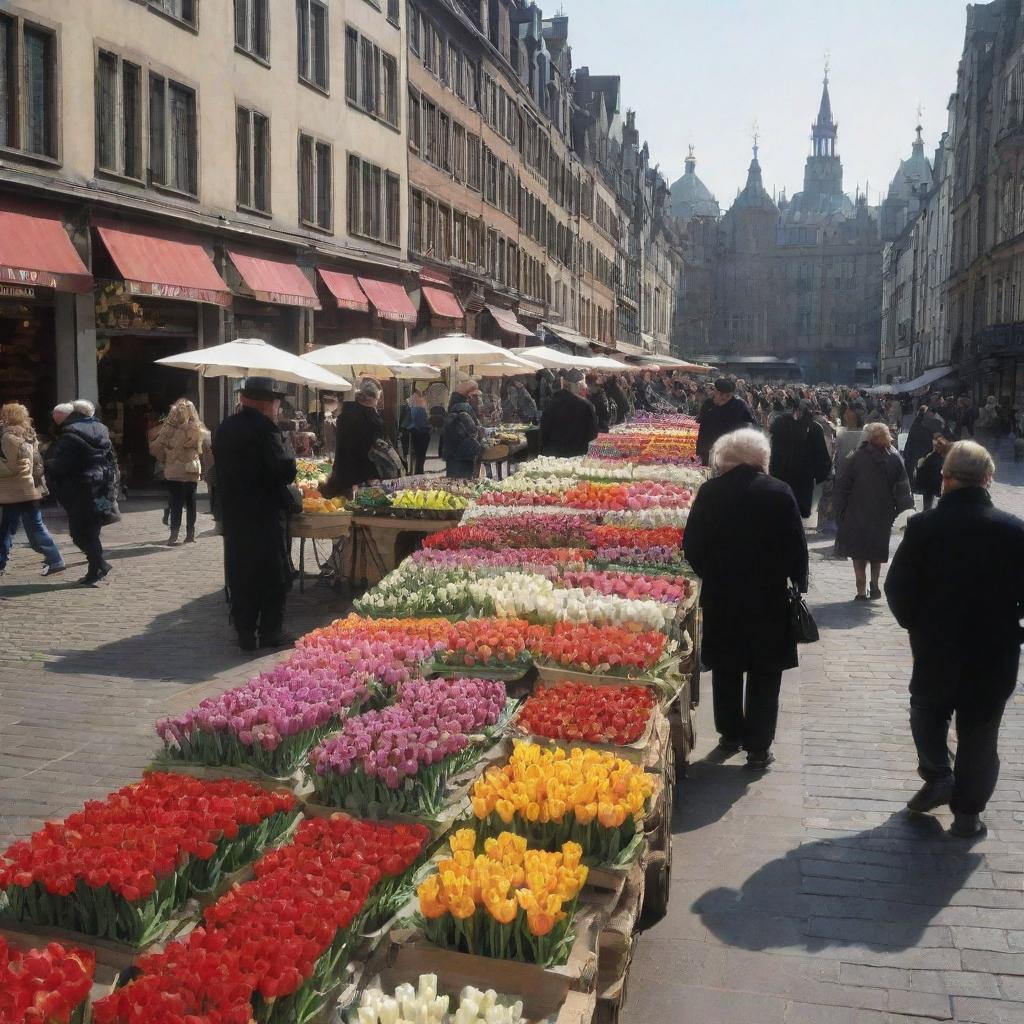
357, 276, 417, 324
318, 269, 369, 312
0, 203, 91, 293
422, 284, 464, 320
95, 220, 231, 306
227, 249, 321, 308
486, 304, 532, 337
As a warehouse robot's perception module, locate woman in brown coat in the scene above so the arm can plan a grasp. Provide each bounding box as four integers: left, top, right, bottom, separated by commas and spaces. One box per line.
0, 403, 65, 576
151, 398, 210, 545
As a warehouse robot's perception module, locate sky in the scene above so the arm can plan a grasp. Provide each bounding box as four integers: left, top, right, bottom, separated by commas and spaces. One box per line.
558, 0, 970, 207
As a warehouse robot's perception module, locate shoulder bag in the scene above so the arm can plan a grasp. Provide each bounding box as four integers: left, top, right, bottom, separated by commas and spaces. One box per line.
788, 581, 819, 644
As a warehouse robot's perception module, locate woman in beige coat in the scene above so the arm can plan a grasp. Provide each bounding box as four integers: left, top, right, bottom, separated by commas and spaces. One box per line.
150, 398, 210, 545
0, 403, 65, 576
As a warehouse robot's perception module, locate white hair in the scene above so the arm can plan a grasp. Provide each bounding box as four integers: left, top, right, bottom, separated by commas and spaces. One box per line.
53, 402, 74, 419
72, 399, 95, 417
943, 440, 994, 487
862, 421, 892, 447
711, 427, 770, 475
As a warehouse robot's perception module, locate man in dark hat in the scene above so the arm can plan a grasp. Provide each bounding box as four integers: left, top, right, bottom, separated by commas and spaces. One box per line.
540, 375, 599, 457
212, 377, 298, 651
696, 378, 756, 465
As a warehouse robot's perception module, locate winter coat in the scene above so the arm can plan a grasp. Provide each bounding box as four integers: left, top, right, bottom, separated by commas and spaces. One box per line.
589, 387, 614, 434
151, 407, 211, 483
0, 425, 46, 504
683, 463, 809, 674
442, 395, 484, 463
885, 487, 1024, 714
540, 389, 599, 458
833, 443, 913, 562
769, 415, 832, 517
329, 401, 384, 493
914, 450, 944, 500
45, 414, 116, 518
902, 411, 945, 485
695, 397, 757, 465
212, 407, 297, 590
503, 385, 538, 425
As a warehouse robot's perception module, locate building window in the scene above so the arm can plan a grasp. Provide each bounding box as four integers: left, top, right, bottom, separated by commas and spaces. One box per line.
409, 188, 422, 253
387, 0, 400, 24
467, 133, 480, 191
423, 98, 437, 164
149, 1, 197, 28
148, 73, 198, 196
346, 26, 399, 128
438, 112, 451, 172
452, 122, 466, 182
95, 51, 143, 179
299, 133, 332, 230
408, 3, 421, 54
0, 13, 58, 159
236, 105, 270, 213
408, 87, 421, 150
347, 153, 400, 246
234, 0, 269, 62
297, 0, 329, 92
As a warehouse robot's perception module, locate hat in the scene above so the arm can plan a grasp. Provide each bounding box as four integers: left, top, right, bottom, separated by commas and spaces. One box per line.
241, 376, 287, 401
713, 378, 735, 394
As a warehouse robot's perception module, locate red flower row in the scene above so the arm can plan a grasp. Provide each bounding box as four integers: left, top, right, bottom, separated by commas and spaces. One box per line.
518, 682, 656, 745
0, 773, 295, 901
92, 817, 428, 1024
525, 622, 669, 675
583, 525, 685, 551
0, 938, 94, 1024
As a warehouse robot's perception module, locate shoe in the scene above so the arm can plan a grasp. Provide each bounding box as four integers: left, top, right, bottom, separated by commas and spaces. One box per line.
97, 563, 112, 580
854, 593, 869, 601
238, 633, 258, 652
745, 751, 776, 771
78, 573, 102, 586
714, 737, 743, 754
167, 532, 180, 547
259, 633, 297, 649
869, 584, 882, 600
41, 563, 66, 577
906, 778, 953, 814
949, 813, 986, 838
162, 508, 170, 526
184, 531, 196, 543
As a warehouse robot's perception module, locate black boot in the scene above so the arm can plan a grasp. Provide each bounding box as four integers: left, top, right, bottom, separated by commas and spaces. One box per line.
907, 778, 953, 814
184, 530, 196, 543
167, 531, 180, 547
162, 507, 170, 526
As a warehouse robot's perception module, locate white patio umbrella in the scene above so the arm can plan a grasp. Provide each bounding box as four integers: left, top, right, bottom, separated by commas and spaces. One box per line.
302, 338, 440, 381
511, 345, 585, 369
398, 334, 520, 370
587, 355, 634, 371
476, 354, 544, 377
156, 337, 351, 390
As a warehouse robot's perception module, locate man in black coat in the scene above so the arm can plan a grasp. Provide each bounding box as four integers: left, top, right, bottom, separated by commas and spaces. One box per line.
902, 402, 945, 487
885, 441, 1024, 837
684, 428, 809, 769
696, 378, 756, 465
326, 378, 384, 496
540, 378, 599, 458
769, 399, 833, 517
213, 378, 298, 651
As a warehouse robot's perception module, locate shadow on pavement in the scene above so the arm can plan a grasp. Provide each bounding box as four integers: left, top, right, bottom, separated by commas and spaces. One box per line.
104, 545, 176, 560
0, 581, 84, 597
808, 598, 880, 631
674, 762, 754, 834
691, 813, 982, 952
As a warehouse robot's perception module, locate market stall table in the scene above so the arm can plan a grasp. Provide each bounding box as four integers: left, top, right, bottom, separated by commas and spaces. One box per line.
348, 512, 463, 585
290, 511, 352, 591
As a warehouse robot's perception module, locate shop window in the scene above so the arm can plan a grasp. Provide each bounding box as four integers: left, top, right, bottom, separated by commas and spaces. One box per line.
149, 0, 197, 28
95, 51, 143, 180
300, 132, 332, 230
297, 0, 329, 92
234, 0, 269, 62
346, 153, 400, 247
148, 73, 198, 196
0, 13, 58, 159
236, 105, 270, 213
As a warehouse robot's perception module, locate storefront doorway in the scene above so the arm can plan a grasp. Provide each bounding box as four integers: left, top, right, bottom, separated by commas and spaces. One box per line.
0, 291, 57, 436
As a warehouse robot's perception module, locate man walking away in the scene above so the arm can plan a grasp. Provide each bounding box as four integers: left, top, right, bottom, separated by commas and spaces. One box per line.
213, 378, 297, 651
541, 377, 599, 458
885, 441, 1024, 837
696, 378, 756, 466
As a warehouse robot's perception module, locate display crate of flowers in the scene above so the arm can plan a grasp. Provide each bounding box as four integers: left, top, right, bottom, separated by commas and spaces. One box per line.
91, 816, 429, 1024
0, 773, 299, 947
469, 742, 656, 871
298, 613, 452, 654
557, 569, 695, 611
0, 934, 96, 1024
353, 566, 479, 620
421, 514, 589, 553
512, 681, 659, 764
411, 546, 594, 575
432, 619, 534, 680
307, 678, 513, 821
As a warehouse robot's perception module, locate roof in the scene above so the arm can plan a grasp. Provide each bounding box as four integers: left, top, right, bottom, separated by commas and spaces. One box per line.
730, 149, 778, 214
886, 127, 933, 201
670, 151, 720, 220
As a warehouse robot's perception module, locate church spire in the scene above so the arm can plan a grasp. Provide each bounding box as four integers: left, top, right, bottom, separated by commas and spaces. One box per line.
812, 63, 838, 158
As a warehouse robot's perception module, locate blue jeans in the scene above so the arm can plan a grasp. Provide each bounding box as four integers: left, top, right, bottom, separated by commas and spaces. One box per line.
0, 502, 64, 571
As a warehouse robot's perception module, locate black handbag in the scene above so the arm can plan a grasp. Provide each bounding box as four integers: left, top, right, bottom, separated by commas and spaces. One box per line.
788, 582, 819, 644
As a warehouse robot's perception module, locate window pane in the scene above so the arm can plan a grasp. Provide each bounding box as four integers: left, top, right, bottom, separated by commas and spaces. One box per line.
382, 54, 397, 126
385, 172, 399, 246
234, 0, 248, 49
235, 107, 251, 206
315, 140, 331, 228
0, 16, 13, 147
345, 28, 358, 104
253, 112, 269, 211
361, 161, 373, 237
296, 0, 310, 79
408, 189, 421, 253
168, 82, 197, 194
253, 0, 269, 59
23, 27, 55, 156
149, 74, 166, 184
388, 0, 399, 22
311, 2, 328, 88
360, 37, 375, 112
347, 154, 360, 235
122, 62, 142, 178
96, 53, 118, 171
299, 134, 314, 222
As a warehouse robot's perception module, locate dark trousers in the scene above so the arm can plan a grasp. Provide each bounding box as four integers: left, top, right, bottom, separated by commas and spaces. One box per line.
67, 509, 105, 574
712, 670, 783, 753
167, 480, 198, 535
231, 581, 287, 644
445, 459, 477, 480
410, 430, 430, 475
911, 698, 1007, 815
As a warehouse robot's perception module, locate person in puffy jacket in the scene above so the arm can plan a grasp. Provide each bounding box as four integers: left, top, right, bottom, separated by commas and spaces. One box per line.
45, 399, 116, 586
150, 397, 211, 545
0, 403, 65, 577
442, 378, 484, 479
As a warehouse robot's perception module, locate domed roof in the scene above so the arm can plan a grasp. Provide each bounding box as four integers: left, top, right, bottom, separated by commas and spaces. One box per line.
886, 126, 932, 201
670, 148, 720, 220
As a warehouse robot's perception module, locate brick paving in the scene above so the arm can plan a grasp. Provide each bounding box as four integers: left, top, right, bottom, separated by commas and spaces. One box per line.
1, 463, 1023, 1022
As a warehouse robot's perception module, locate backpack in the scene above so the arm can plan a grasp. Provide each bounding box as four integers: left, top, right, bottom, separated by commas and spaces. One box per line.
368, 438, 404, 480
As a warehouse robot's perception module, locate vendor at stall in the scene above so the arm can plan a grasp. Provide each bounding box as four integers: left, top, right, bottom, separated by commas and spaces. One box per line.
323, 379, 384, 498
540, 376, 599, 458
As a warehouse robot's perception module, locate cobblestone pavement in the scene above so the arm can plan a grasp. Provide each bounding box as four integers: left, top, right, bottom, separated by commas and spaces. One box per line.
2, 462, 1023, 1023
626, 455, 1024, 1024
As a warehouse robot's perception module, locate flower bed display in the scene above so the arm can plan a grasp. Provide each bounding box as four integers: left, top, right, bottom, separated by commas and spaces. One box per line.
307, 678, 510, 817
557, 569, 693, 606
421, 514, 587, 552
516, 682, 657, 746
434, 618, 533, 676
416, 830, 587, 967
354, 975, 525, 1024
298, 614, 452, 650
353, 567, 477, 619
92, 817, 429, 1024
525, 622, 672, 678
411, 547, 593, 574
0, 937, 95, 1024
470, 743, 654, 867
0, 773, 298, 945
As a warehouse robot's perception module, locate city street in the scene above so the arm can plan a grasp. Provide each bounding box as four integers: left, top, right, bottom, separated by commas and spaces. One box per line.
1, 468, 1022, 1023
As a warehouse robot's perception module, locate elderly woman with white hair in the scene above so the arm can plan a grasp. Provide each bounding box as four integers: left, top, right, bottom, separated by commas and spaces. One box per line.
323, 377, 385, 498
833, 421, 914, 601
683, 427, 809, 769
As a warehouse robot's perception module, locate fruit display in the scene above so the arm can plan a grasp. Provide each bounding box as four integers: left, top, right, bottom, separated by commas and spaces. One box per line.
296, 458, 332, 487
350, 484, 470, 519
302, 493, 346, 514
391, 489, 470, 514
